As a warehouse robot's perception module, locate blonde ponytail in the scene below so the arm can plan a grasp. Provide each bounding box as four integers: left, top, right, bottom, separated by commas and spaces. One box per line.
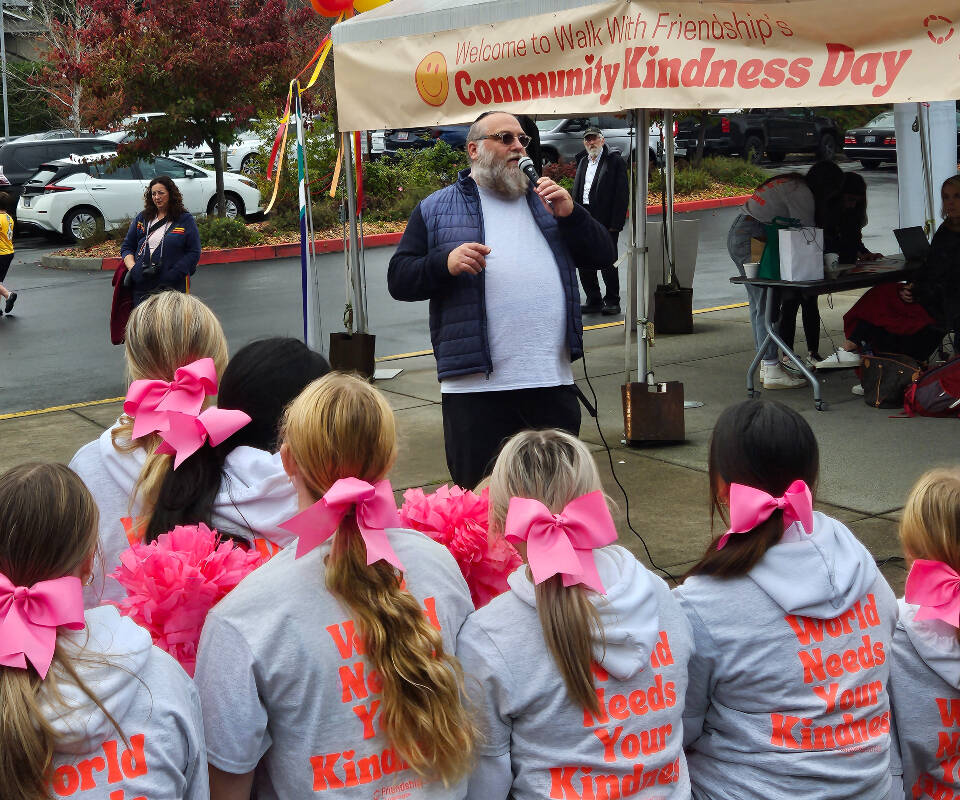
0, 665, 56, 800
536, 577, 602, 713
0, 464, 126, 799
111, 292, 228, 515
489, 429, 607, 713
282, 374, 476, 784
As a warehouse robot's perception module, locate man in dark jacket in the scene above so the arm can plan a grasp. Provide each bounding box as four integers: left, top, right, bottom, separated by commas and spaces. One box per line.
572, 126, 629, 316
387, 111, 615, 488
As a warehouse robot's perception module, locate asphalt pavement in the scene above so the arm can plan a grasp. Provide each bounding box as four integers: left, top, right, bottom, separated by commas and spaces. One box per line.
0, 163, 902, 415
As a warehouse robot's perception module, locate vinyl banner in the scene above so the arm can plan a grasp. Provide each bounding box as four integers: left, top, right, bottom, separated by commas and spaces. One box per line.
332, 0, 960, 130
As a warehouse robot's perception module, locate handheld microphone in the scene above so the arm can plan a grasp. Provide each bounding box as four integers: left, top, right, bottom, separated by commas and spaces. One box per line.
517, 156, 540, 186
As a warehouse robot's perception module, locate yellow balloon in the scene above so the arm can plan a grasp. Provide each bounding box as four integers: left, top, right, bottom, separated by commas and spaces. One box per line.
354, 0, 389, 12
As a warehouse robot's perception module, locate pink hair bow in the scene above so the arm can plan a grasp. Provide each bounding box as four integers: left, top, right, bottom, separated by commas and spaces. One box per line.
718, 479, 814, 550
154, 407, 252, 468
504, 491, 617, 594
0, 572, 85, 679
280, 478, 405, 570
906, 559, 960, 628
123, 357, 219, 440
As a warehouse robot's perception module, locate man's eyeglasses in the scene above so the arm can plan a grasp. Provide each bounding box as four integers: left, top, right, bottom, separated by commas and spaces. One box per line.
475, 131, 531, 148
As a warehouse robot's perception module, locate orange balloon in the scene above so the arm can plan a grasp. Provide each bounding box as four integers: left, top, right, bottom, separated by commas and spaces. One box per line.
353, 0, 390, 12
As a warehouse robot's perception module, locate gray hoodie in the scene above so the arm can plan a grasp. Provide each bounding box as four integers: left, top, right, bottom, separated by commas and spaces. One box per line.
458, 545, 693, 800
675, 512, 898, 800
45, 606, 207, 798
70, 423, 299, 606
889, 598, 960, 799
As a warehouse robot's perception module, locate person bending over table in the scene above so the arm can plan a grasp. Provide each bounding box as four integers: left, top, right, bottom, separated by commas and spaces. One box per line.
727, 161, 843, 389
817, 174, 960, 370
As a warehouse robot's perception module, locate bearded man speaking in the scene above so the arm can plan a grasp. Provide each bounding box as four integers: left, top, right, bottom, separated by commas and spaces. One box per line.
388, 111, 615, 489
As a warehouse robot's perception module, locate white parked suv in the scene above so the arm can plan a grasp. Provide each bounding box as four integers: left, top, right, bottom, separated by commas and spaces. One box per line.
17, 152, 261, 241
103, 124, 268, 175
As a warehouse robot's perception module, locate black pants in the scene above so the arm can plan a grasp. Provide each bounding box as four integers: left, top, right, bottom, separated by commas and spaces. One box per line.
578, 230, 620, 305
778, 291, 821, 355
849, 321, 944, 363
0, 252, 12, 284
441, 385, 582, 490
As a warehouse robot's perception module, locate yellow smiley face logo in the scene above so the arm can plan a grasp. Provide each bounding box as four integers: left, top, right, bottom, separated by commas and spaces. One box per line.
415, 51, 448, 107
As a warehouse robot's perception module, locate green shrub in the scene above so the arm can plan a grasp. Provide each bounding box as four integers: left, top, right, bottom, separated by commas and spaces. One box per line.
197, 215, 262, 249
362, 142, 468, 222
700, 156, 768, 188
672, 167, 714, 194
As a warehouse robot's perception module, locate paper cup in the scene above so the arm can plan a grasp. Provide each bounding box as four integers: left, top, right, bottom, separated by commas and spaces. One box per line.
743, 262, 760, 279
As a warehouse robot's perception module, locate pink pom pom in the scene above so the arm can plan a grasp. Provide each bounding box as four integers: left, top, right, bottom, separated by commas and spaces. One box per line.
400, 485, 520, 608
110, 522, 263, 676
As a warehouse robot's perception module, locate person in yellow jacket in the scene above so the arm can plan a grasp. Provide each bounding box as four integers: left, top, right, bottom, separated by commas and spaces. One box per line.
0, 192, 16, 315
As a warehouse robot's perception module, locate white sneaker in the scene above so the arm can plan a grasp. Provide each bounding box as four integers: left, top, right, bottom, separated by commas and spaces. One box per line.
763, 362, 806, 389
779, 359, 804, 376
851, 384, 865, 396
814, 349, 862, 369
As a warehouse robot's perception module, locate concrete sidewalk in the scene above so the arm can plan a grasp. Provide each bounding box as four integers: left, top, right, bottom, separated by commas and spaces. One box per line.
2, 291, 943, 594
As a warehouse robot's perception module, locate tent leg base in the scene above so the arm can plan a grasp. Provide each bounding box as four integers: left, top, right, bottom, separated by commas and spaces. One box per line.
621, 381, 685, 445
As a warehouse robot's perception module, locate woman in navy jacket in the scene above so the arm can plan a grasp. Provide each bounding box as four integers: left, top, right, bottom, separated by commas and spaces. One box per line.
121, 175, 201, 305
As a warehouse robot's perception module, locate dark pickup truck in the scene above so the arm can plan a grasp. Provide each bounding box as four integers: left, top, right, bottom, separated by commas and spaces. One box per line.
676, 108, 840, 163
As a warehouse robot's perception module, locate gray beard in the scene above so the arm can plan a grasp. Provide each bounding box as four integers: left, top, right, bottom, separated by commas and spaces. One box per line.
470, 143, 528, 199
586, 145, 603, 159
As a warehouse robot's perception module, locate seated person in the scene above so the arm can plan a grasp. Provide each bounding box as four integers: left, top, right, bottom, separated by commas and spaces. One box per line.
817, 174, 960, 369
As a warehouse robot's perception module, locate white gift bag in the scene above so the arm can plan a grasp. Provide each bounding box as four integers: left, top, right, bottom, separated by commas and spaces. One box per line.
778, 227, 824, 281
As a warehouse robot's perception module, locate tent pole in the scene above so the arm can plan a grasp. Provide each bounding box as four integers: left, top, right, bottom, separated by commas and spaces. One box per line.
342, 132, 367, 333
624, 111, 637, 383
664, 109, 676, 284
636, 109, 651, 384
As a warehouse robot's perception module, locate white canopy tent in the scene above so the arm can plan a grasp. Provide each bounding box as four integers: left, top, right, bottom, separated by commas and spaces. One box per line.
329, 0, 959, 426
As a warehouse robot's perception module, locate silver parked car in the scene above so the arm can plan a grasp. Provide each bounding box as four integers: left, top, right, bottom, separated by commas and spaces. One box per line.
536, 115, 660, 166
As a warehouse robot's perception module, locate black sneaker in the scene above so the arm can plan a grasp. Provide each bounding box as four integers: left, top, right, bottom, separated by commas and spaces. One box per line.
581, 301, 604, 314
601, 303, 622, 316
4, 293, 15, 314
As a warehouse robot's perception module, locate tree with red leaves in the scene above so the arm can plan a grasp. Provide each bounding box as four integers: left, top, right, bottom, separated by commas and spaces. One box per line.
75, 0, 310, 214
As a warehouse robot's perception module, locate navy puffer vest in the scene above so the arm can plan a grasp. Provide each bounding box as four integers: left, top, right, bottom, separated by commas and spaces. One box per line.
419, 169, 583, 381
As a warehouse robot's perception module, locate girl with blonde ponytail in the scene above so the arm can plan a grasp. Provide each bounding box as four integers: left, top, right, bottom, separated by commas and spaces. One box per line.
70, 291, 231, 606
0, 462, 207, 800
457, 429, 693, 800
194, 372, 477, 800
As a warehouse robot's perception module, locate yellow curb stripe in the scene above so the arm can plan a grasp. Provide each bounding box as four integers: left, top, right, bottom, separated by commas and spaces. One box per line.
0, 396, 125, 421
694, 302, 749, 314
3, 302, 751, 419
376, 349, 433, 362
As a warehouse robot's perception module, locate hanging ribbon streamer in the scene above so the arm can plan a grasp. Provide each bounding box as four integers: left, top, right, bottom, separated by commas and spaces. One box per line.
263, 82, 294, 214
329, 145, 343, 199
300, 35, 334, 95
263, 26, 338, 215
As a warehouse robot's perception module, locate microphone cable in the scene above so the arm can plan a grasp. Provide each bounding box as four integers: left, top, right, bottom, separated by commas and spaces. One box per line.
578, 343, 680, 586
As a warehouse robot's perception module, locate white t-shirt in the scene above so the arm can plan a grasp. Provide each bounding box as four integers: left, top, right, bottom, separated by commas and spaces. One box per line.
441, 187, 572, 393
194, 528, 475, 800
